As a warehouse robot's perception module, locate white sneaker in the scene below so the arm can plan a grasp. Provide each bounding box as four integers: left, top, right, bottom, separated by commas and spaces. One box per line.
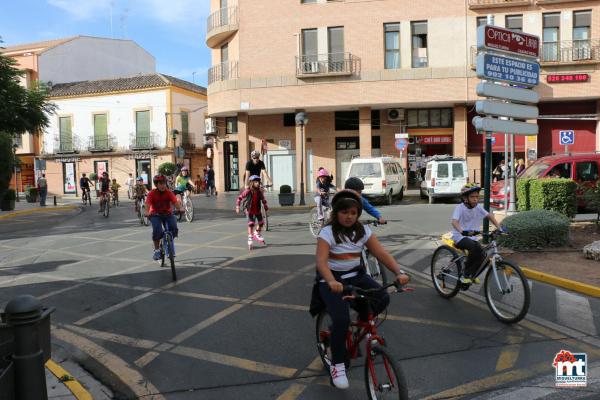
330, 363, 349, 389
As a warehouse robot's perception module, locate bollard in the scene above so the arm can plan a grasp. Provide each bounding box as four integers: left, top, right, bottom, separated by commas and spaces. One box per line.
5, 295, 48, 400
53, 196, 57, 206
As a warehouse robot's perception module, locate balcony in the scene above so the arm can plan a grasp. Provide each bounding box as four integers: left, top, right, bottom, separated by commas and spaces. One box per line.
296, 53, 358, 78
130, 133, 158, 150
88, 136, 116, 152
208, 61, 239, 85
468, 0, 531, 9
206, 6, 239, 48
53, 135, 81, 154
181, 132, 196, 151
541, 39, 600, 66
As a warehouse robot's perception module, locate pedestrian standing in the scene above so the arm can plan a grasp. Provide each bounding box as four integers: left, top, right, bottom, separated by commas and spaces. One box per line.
37, 174, 48, 206
516, 159, 526, 176
206, 165, 216, 196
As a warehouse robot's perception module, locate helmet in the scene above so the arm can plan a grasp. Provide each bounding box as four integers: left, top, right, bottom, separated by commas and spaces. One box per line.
153, 175, 167, 185
461, 183, 481, 197
136, 176, 143, 181
249, 175, 261, 182
250, 150, 260, 159
331, 190, 363, 217
317, 169, 330, 178
344, 177, 364, 191
181, 166, 189, 172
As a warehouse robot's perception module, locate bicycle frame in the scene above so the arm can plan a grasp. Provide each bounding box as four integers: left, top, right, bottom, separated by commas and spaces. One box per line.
346, 314, 385, 360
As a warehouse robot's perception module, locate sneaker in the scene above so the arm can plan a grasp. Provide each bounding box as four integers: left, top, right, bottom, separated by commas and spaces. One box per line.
247, 235, 253, 249
152, 249, 162, 261
330, 363, 349, 389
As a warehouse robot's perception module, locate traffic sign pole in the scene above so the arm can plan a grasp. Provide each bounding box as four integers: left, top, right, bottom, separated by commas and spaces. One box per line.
483, 132, 492, 237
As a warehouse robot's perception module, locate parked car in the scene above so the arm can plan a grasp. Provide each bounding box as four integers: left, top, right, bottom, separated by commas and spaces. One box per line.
346, 156, 406, 205
491, 153, 600, 209
420, 156, 468, 204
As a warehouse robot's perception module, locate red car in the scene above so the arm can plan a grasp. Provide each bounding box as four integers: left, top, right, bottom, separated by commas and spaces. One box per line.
491, 153, 600, 209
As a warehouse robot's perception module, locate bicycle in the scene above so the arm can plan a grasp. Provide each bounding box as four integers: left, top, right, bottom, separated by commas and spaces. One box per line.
362, 220, 388, 286
151, 213, 179, 281
112, 191, 119, 207
316, 282, 411, 399
309, 192, 333, 237
177, 189, 194, 223
127, 185, 134, 200
431, 230, 530, 324
261, 184, 272, 231
99, 192, 110, 218
81, 188, 91, 206
136, 196, 148, 226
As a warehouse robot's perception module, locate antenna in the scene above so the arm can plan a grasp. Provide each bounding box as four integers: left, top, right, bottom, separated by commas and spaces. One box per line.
120, 8, 129, 39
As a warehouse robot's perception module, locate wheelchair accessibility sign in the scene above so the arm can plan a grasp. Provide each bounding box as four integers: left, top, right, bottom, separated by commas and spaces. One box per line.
559, 130, 575, 145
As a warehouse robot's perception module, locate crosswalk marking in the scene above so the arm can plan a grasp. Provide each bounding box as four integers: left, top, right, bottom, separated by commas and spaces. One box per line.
556, 289, 598, 336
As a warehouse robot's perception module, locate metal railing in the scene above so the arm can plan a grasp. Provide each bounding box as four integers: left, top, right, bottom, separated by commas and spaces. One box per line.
129, 133, 158, 150
207, 6, 239, 33
208, 61, 239, 84
541, 39, 600, 64
181, 132, 196, 150
469, 0, 531, 6
88, 136, 115, 152
296, 53, 357, 77
53, 135, 81, 154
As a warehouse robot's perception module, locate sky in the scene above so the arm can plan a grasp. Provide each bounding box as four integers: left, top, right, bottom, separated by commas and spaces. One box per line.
0, 0, 212, 86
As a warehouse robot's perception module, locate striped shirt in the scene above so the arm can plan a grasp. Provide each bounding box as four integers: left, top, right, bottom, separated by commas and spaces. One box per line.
318, 225, 372, 272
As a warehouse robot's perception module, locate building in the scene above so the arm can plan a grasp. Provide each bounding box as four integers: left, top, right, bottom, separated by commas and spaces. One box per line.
40, 73, 208, 197
205, 0, 599, 193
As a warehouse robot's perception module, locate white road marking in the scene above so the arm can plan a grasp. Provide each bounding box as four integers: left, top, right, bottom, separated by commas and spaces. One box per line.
556, 289, 598, 336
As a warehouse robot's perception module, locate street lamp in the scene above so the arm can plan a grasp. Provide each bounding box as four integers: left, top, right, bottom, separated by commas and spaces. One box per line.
171, 129, 179, 164
12, 143, 19, 202
295, 112, 308, 205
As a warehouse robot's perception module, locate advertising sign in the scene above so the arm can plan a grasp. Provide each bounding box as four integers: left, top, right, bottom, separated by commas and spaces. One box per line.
547, 74, 590, 83
476, 53, 539, 87
418, 136, 452, 145
478, 25, 540, 58
64, 162, 76, 194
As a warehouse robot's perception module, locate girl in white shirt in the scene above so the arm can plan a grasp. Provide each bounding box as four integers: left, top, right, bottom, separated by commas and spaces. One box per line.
316, 190, 409, 389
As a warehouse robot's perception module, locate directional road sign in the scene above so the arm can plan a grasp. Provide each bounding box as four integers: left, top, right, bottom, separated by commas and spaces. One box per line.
477, 25, 540, 58
472, 116, 538, 136
477, 53, 540, 87
395, 139, 408, 151
559, 130, 575, 145
475, 100, 539, 120
395, 133, 409, 139
476, 82, 539, 104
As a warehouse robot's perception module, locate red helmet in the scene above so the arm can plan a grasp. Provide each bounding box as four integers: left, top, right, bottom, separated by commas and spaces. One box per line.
153, 175, 167, 185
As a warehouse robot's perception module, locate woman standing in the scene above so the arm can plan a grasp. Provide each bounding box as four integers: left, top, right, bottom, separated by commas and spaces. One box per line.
516, 159, 526, 176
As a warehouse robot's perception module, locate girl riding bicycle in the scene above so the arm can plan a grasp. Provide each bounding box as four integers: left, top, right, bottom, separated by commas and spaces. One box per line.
315, 190, 409, 389
315, 168, 335, 221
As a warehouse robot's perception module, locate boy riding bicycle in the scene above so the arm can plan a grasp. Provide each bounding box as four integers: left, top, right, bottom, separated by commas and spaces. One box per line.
451, 184, 503, 284
98, 172, 111, 212
344, 177, 386, 224
111, 179, 121, 203
316, 190, 409, 389
145, 175, 183, 260
133, 177, 148, 212
80, 173, 91, 199
235, 175, 268, 249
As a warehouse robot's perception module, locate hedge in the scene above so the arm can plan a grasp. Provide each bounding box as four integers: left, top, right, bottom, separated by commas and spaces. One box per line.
516, 178, 533, 212
529, 178, 577, 218
498, 209, 570, 250
158, 162, 177, 176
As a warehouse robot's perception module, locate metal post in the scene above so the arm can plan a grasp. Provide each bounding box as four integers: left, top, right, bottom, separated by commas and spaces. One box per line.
509, 133, 516, 212
4, 295, 47, 400
483, 132, 492, 238
299, 124, 306, 206
504, 133, 509, 211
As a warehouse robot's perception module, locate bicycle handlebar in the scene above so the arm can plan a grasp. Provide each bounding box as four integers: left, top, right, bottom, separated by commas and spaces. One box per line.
465, 230, 507, 239
343, 282, 412, 295
363, 220, 387, 227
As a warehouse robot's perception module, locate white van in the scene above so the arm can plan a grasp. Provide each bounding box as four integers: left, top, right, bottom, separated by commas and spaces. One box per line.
420, 156, 468, 204
346, 157, 406, 205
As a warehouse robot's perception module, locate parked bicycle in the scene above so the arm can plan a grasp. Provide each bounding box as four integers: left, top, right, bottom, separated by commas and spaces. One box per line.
81, 188, 91, 206
309, 191, 334, 237
316, 282, 411, 399
152, 213, 179, 281
362, 220, 388, 286
431, 230, 530, 323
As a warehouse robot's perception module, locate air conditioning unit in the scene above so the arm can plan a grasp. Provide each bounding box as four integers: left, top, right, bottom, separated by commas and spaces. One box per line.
387, 109, 404, 122
204, 117, 217, 135
301, 61, 319, 74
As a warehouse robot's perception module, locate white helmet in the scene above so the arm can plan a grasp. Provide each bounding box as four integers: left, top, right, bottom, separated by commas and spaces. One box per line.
250, 150, 260, 159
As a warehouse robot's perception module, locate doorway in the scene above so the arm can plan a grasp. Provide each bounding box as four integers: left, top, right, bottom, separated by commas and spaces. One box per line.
136, 159, 152, 190
224, 141, 239, 191
335, 137, 360, 185
270, 152, 296, 191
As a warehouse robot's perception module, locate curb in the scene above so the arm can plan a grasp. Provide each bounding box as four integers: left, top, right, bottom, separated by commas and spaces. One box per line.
521, 267, 600, 298
0, 205, 79, 220
46, 359, 92, 400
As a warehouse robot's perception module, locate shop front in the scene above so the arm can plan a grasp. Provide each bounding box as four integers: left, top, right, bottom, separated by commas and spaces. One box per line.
406, 133, 453, 186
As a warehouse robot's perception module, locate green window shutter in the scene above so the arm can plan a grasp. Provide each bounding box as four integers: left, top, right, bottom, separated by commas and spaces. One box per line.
181, 112, 189, 143
59, 117, 72, 143
136, 111, 150, 138
94, 114, 108, 141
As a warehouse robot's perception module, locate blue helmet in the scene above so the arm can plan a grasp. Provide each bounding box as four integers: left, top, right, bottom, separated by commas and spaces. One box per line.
136, 176, 144, 181
249, 175, 261, 182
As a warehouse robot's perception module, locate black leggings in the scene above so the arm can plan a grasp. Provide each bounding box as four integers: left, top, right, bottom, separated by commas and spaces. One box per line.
318, 270, 389, 364
455, 238, 485, 277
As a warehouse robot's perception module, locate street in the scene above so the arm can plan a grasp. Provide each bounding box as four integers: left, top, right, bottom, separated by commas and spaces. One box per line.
0, 199, 599, 399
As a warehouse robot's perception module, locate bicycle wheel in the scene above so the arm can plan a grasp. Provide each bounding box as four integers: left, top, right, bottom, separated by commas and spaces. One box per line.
315, 310, 334, 370
365, 252, 388, 287
263, 209, 269, 231
430, 245, 461, 298
484, 260, 530, 324
159, 239, 166, 268
309, 207, 323, 238
103, 199, 110, 218
166, 233, 177, 281
88, 192, 92, 206
184, 196, 194, 223
365, 345, 408, 400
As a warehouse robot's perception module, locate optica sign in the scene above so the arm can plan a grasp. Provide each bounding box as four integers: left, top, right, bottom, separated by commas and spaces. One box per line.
478, 25, 540, 58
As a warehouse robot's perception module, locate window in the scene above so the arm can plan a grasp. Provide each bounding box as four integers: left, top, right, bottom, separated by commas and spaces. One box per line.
372, 135, 381, 149
135, 110, 150, 139
547, 162, 571, 179
328, 26, 344, 72
59, 116, 72, 143
283, 113, 296, 127
226, 117, 238, 134
407, 108, 453, 128
93, 114, 107, 147
384, 23, 400, 69
371, 110, 380, 130
301, 0, 317, 3
452, 163, 465, 178
576, 161, 598, 182
349, 163, 381, 178
336, 137, 359, 150
506, 15, 523, 32
573, 10, 591, 60
437, 163, 449, 178
542, 13, 560, 62
411, 21, 428, 68
335, 111, 359, 131
302, 28, 318, 62
181, 111, 189, 143
476, 17, 487, 28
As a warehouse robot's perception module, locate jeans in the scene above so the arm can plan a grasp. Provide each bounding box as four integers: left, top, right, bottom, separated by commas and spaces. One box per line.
39, 187, 47, 206
150, 214, 178, 241
318, 269, 389, 364
314, 194, 329, 220
455, 237, 485, 277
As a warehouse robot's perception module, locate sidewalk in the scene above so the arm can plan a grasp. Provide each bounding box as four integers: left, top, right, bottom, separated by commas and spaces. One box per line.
46, 358, 112, 399
0, 198, 80, 220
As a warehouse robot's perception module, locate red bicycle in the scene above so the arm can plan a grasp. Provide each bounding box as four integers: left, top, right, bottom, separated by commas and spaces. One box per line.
316, 282, 410, 399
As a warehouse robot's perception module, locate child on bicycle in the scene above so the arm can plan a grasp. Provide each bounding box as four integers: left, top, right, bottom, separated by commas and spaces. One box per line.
316, 190, 409, 389
98, 172, 110, 212
133, 177, 148, 212
235, 175, 268, 248
174, 166, 195, 198
111, 179, 121, 203
344, 177, 386, 224
451, 184, 503, 283
315, 168, 335, 221
145, 175, 183, 260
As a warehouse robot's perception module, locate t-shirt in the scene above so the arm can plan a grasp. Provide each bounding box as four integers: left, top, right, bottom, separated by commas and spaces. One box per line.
318, 225, 372, 272
38, 178, 47, 188
250, 190, 260, 215
206, 168, 215, 181
99, 177, 110, 192
245, 160, 266, 177
80, 177, 90, 188
175, 175, 191, 191
134, 184, 147, 197
451, 203, 489, 243
146, 189, 177, 215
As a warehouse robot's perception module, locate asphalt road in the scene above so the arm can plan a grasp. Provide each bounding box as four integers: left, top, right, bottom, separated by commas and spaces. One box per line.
0, 198, 599, 400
